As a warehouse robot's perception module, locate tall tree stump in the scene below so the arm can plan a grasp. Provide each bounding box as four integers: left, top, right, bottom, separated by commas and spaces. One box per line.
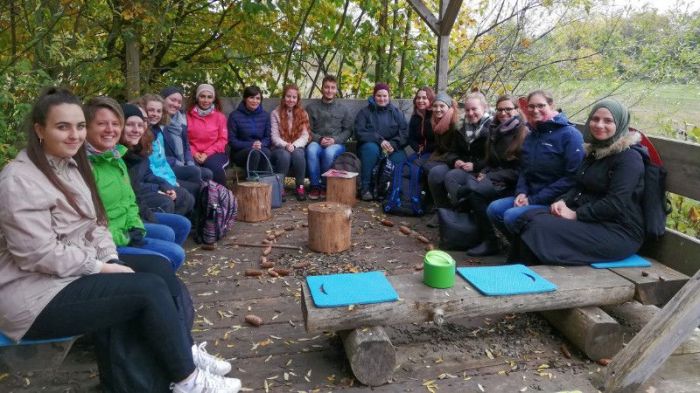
237, 182, 271, 222
341, 327, 396, 386
308, 202, 351, 253
327, 176, 357, 207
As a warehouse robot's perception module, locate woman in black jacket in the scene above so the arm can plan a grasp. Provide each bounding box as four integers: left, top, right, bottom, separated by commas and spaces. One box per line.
452, 95, 528, 256
514, 99, 645, 265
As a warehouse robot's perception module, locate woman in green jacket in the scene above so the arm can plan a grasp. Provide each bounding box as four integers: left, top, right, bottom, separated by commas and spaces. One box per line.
84, 96, 185, 270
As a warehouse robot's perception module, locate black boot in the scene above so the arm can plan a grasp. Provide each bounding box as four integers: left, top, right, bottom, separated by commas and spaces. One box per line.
467, 238, 499, 256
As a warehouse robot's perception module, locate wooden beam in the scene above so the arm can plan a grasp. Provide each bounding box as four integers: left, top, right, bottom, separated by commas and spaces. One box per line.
609, 258, 688, 305
302, 266, 635, 334
438, 0, 463, 35
603, 270, 700, 393
640, 229, 700, 277
407, 0, 439, 35
647, 136, 700, 201
541, 307, 624, 361
436, 34, 449, 92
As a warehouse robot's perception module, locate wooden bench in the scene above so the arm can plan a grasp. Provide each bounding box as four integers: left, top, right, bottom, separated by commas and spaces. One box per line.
300, 135, 700, 388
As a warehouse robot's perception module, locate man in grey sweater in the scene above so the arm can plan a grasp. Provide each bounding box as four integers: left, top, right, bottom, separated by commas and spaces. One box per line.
304, 75, 353, 199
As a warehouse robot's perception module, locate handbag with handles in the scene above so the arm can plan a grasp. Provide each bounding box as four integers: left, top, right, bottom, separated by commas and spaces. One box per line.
246, 149, 283, 208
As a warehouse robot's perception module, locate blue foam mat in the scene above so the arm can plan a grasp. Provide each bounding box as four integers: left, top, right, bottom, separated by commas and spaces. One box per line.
306, 271, 399, 308
591, 254, 651, 269
457, 264, 557, 296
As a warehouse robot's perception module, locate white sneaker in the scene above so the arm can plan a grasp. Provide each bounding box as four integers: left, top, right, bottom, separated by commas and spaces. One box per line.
192, 342, 232, 376
171, 369, 241, 393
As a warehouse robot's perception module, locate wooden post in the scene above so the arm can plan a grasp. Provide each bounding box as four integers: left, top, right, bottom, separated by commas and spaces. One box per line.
603, 270, 700, 393
236, 182, 271, 223
326, 176, 357, 207
541, 307, 624, 361
341, 327, 396, 386
307, 202, 351, 253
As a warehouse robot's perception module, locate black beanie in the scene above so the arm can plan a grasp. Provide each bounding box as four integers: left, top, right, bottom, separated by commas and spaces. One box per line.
160, 86, 184, 99
121, 103, 144, 120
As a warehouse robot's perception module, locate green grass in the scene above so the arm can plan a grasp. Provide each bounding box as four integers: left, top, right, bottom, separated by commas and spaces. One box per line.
518, 80, 700, 140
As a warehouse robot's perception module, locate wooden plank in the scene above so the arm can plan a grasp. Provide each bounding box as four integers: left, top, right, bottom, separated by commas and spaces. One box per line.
640, 228, 700, 276
439, 0, 463, 35
603, 270, 700, 393
406, 0, 439, 34
436, 34, 450, 92
609, 258, 689, 305
647, 135, 700, 201
541, 307, 623, 361
303, 266, 635, 333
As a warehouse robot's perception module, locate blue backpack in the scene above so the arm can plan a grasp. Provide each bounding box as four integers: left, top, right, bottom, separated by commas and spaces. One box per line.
382, 160, 425, 216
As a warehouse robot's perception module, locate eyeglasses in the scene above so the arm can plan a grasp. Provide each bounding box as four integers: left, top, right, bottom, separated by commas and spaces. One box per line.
527, 103, 548, 110
496, 107, 516, 113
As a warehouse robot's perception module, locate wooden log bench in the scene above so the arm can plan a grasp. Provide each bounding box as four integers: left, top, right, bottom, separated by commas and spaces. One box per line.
302, 265, 637, 385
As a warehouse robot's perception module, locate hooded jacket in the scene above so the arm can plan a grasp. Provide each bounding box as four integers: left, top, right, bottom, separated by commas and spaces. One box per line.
227, 102, 272, 152
515, 112, 584, 205
149, 125, 178, 186
88, 145, 145, 246
354, 96, 408, 151
0, 151, 117, 341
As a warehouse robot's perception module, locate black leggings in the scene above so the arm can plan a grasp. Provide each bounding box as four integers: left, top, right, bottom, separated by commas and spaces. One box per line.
24, 255, 196, 382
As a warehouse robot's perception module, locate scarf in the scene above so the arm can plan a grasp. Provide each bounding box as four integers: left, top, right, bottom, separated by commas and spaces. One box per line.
430, 106, 455, 135
85, 142, 121, 158
196, 105, 214, 117
464, 115, 491, 144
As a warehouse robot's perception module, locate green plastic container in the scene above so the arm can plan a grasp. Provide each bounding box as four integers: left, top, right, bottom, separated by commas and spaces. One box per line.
423, 250, 456, 288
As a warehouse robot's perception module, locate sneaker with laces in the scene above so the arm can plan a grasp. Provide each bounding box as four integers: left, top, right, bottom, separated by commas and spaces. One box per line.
295, 185, 306, 201
171, 369, 241, 393
360, 188, 373, 201
192, 342, 232, 376
308, 186, 321, 200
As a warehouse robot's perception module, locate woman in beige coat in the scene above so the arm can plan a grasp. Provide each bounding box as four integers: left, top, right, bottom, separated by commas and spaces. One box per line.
0, 88, 241, 393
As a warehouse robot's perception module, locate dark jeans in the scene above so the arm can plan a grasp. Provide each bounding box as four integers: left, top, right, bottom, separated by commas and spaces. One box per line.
271, 147, 306, 186
425, 162, 451, 208
198, 153, 229, 186
25, 255, 196, 382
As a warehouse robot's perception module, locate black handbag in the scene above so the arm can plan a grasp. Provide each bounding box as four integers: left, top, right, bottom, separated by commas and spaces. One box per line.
437, 208, 482, 250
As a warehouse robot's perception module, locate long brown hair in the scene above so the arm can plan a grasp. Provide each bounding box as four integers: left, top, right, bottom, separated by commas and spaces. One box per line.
277, 84, 310, 143
25, 87, 108, 225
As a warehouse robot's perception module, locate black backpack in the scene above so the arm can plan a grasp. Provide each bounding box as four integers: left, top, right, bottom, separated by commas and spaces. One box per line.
371, 154, 395, 201
631, 130, 671, 239
383, 160, 426, 216
332, 152, 361, 173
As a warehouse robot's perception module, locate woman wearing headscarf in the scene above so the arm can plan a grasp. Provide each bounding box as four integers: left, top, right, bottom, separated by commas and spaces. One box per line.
513, 99, 645, 265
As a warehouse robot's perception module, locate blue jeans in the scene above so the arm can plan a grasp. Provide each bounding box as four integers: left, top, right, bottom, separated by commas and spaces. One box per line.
118, 224, 186, 270
486, 196, 546, 235
151, 212, 191, 246
306, 142, 345, 188
358, 142, 407, 189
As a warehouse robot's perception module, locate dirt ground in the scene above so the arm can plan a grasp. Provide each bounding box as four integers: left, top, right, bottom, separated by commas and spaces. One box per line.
1, 198, 698, 392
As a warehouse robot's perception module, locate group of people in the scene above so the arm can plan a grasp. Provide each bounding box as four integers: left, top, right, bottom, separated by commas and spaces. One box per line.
0, 77, 648, 392
401, 87, 645, 265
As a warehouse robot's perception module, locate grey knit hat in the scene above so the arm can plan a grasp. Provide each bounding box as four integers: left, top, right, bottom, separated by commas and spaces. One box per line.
434, 92, 453, 107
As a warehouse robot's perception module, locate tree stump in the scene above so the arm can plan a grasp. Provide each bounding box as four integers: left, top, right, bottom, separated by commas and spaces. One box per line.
541, 306, 624, 361
341, 327, 396, 386
308, 202, 351, 253
236, 182, 271, 222
326, 176, 357, 207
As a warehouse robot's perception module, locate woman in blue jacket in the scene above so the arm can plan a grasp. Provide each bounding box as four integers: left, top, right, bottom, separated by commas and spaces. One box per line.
355, 83, 408, 201
486, 90, 584, 240
227, 85, 272, 172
